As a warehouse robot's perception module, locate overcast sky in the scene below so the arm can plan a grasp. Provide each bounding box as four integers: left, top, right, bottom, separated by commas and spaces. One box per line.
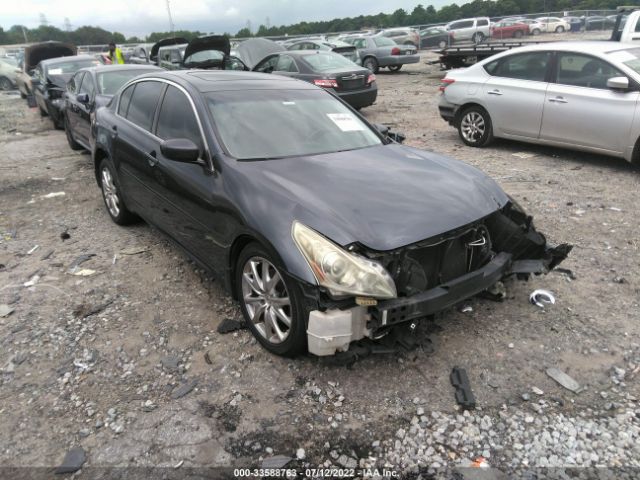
0, 0, 457, 37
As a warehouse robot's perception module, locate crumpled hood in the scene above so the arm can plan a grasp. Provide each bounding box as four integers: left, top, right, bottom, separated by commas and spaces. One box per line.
24, 41, 76, 71
236, 38, 285, 70
233, 144, 509, 251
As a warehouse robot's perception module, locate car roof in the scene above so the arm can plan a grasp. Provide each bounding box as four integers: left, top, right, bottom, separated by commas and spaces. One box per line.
498, 41, 637, 55
41, 55, 97, 66
130, 70, 318, 93
78, 64, 163, 75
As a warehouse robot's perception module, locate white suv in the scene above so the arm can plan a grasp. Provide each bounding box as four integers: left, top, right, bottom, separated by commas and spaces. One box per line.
446, 17, 491, 43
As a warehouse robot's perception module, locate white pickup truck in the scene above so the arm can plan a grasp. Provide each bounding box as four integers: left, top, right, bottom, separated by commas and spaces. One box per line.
612, 6, 640, 43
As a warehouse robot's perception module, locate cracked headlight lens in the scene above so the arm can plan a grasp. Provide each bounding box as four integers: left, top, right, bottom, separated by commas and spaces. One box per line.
292, 221, 397, 299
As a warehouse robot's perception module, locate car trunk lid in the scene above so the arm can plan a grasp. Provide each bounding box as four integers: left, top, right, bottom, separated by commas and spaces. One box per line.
150, 37, 189, 63
182, 35, 230, 69
236, 38, 285, 70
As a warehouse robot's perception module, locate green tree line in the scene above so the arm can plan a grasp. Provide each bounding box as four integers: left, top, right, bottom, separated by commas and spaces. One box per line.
1, 0, 638, 46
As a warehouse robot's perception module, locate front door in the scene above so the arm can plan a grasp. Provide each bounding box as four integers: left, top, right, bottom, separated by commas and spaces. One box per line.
540, 52, 639, 153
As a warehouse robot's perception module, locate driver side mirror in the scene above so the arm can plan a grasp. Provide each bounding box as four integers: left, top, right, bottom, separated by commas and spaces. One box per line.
374, 123, 405, 144
607, 76, 629, 91
160, 138, 200, 163
77, 93, 90, 104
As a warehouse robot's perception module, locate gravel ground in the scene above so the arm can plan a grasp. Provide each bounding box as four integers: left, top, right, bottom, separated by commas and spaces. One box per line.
0, 47, 639, 479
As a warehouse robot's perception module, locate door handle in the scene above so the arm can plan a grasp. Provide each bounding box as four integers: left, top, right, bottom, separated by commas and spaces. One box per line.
487, 89, 503, 95
147, 150, 158, 167
549, 96, 568, 103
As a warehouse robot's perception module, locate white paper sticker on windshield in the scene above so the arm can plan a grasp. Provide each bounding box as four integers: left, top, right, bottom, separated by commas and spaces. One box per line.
327, 113, 364, 132
48, 68, 63, 75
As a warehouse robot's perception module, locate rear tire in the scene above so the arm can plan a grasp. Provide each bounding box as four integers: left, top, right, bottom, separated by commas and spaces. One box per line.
472, 32, 485, 43
388, 65, 402, 72
235, 242, 307, 357
98, 158, 138, 225
363, 56, 379, 74
532, 28, 541, 35
457, 105, 493, 147
514, 30, 523, 38
438, 40, 447, 49
555, 26, 565, 33
0, 77, 12, 90
65, 116, 84, 151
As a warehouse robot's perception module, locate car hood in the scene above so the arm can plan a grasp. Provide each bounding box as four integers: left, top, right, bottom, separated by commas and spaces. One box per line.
150, 37, 189, 62
184, 35, 230, 60
236, 38, 285, 70
24, 41, 76, 71
233, 144, 509, 251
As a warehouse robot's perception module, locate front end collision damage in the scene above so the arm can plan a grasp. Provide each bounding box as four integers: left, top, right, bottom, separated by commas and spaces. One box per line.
302, 201, 572, 357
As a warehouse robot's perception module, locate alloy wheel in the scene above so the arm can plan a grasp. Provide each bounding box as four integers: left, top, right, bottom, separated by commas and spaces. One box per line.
460, 111, 485, 143
241, 256, 292, 344
101, 167, 120, 218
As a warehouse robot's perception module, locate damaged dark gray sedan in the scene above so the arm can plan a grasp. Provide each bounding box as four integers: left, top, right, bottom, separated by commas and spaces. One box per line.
93, 70, 571, 357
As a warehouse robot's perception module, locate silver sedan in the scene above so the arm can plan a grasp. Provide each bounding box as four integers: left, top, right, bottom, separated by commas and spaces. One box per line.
438, 41, 640, 165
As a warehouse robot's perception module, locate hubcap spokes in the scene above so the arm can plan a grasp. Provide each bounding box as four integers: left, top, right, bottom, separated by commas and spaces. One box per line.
241, 257, 292, 344
101, 168, 120, 217
461, 112, 485, 142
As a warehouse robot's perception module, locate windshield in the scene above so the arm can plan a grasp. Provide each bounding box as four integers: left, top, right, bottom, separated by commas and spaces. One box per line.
184, 49, 224, 66
302, 52, 357, 72
609, 48, 640, 75
97, 69, 158, 95
207, 89, 382, 160
46, 59, 100, 75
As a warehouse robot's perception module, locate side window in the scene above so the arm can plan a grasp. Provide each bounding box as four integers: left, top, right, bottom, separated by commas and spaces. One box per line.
68, 72, 82, 94
492, 52, 550, 81
118, 84, 135, 116
79, 74, 95, 97
125, 81, 164, 131
450, 20, 474, 29
170, 49, 182, 63
354, 38, 367, 49
477, 19, 489, 26
275, 55, 298, 72
156, 85, 203, 155
556, 53, 624, 89
256, 56, 279, 72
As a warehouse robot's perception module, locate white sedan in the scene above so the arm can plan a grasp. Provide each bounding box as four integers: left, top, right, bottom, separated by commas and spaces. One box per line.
438, 42, 640, 165
535, 17, 571, 33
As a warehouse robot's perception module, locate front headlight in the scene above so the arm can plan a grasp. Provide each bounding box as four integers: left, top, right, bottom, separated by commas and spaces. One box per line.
292, 221, 397, 299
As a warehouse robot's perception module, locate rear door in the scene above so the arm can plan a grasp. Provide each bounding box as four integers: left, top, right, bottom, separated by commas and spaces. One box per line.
481, 51, 551, 138
539, 52, 638, 153
113, 80, 166, 222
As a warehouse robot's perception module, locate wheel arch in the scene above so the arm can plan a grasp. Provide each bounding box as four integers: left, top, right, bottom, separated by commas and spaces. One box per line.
93, 148, 108, 185
454, 102, 489, 127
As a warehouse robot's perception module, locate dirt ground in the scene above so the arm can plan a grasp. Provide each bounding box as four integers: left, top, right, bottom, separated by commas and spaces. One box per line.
1, 50, 639, 477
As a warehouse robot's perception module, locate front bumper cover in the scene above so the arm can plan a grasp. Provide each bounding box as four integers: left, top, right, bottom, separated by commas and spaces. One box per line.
369, 243, 571, 329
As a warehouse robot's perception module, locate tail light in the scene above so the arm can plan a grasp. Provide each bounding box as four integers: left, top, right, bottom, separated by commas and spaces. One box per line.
439, 78, 455, 92
366, 74, 376, 84
314, 79, 338, 88
391, 47, 401, 55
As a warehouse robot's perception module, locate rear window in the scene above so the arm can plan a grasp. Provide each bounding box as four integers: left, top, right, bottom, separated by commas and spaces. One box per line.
477, 19, 489, 26
302, 52, 357, 72
373, 37, 396, 47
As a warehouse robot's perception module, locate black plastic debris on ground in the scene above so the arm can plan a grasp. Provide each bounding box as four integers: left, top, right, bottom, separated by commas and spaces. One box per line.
171, 380, 198, 400
54, 446, 86, 474
60, 231, 71, 240
217, 318, 245, 334
451, 367, 476, 410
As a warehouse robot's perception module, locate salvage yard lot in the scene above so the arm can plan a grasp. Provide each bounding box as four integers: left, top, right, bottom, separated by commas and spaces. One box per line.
1, 53, 639, 476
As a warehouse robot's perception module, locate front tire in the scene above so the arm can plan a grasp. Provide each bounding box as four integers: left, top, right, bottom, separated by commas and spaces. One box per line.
363, 56, 379, 74
555, 26, 565, 33
458, 106, 493, 147
532, 28, 541, 35
514, 30, 523, 38
99, 158, 138, 225
438, 40, 447, 49
236, 243, 307, 357
0, 77, 12, 90
388, 65, 402, 72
